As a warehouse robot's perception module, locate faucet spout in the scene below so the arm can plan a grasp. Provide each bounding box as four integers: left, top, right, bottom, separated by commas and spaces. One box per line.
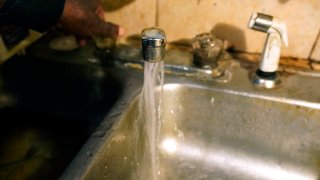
141, 28, 166, 63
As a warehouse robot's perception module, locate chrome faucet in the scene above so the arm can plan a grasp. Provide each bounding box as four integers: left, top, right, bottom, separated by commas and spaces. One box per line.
248, 12, 288, 89
113, 28, 231, 81
141, 28, 166, 63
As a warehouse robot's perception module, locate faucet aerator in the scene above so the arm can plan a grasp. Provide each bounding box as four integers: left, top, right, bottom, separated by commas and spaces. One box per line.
141, 28, 166, 63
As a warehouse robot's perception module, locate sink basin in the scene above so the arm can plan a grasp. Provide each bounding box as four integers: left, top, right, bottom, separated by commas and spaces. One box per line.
69, 75, 320, 180
25, 39, 320, 179
0, 56, 122, 179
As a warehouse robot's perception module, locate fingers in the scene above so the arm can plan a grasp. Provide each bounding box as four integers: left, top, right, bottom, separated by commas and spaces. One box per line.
86, 0, 101, 11
93, 18, 125, 37
94, 5, 125, 37
59, 0, 125, 38
118, 26, 125, 36
95, 5, 105, 19
76, 36, 90, 46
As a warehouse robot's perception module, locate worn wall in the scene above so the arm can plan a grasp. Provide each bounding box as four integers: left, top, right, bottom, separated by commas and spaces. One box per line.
103, 0, 320, 61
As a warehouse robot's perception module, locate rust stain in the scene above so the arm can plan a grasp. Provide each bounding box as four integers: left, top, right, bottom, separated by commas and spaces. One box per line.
278, 0, 290, 4
232, 52, 312, 70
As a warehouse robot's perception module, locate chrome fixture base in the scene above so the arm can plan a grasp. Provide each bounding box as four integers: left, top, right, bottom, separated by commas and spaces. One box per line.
251, 72, 281, 89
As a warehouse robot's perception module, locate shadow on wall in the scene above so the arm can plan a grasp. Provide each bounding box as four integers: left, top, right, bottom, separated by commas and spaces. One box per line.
102, 0, 135, 12
211, 23, 247, 52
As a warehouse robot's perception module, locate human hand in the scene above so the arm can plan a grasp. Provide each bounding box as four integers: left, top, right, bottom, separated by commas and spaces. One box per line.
58, 0, 124, 40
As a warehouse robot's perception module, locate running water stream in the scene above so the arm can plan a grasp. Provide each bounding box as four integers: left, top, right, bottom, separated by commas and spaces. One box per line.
132, 27, 166, 180
134, 61, 164, 180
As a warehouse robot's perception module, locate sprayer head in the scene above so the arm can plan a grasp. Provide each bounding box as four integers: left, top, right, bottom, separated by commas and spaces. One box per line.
248, 12, 288, 47
141, 28, 166, 63
248, 13, 273, 33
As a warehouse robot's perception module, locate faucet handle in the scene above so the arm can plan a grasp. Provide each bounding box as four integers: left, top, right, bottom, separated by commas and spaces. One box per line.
192, 32, 224, 70
141, 28, 166, 62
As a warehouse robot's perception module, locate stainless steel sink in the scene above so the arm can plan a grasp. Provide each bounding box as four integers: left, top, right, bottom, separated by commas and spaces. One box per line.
60, 57, 320, 180
26, 38, 320, 180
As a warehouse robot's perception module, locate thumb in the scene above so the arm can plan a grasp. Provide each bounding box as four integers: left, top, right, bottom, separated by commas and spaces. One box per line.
93, 19, 125, 37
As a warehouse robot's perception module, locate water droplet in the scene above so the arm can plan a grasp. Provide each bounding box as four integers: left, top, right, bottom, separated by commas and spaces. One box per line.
86, 151, 93, 157
170, 109, 174, 114
87, 58, 98, 63
210, 97, 215, 104
178, 130, 184, 139
104, 165, 108, 169
124, 157, 127, 160
92, 130, 105, 138
109, 112, 121, 118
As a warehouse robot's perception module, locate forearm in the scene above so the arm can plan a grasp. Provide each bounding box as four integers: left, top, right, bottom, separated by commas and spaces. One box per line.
0, 0, 65, 32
